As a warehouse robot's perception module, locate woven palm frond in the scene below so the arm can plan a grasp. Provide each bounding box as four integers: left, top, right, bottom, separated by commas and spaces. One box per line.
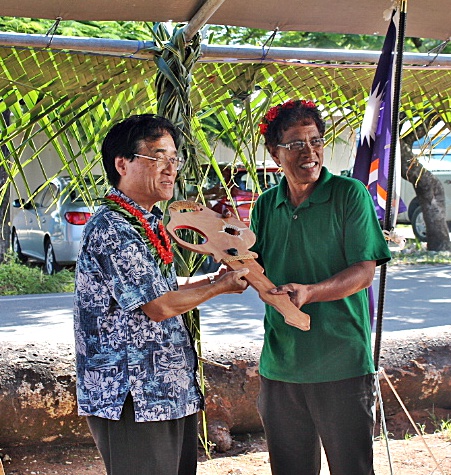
1, 43, 450, 203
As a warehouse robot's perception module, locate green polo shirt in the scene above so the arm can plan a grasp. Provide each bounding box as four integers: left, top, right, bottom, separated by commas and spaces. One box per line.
250, 167, 391, 383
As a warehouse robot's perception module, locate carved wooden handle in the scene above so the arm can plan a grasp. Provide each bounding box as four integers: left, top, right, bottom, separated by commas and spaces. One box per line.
224, 258, 310, 331
167, 201, 310, 331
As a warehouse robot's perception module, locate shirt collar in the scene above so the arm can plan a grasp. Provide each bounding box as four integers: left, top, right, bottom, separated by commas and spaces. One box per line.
275, 167, 333, 208
108, 187, 164, 220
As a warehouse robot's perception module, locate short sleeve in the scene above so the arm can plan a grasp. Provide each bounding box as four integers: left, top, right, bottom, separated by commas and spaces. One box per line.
342, 179, 391, 267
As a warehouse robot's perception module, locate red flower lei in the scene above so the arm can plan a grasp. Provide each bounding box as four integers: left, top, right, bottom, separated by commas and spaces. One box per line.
105, 194, 173, 273
258, 99, 317, 135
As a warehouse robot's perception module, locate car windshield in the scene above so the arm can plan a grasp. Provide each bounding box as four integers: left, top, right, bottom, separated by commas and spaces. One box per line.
412, 134, 451, 151
415, 155, 451, 171
185, 164, 281, 196
61, 176, 107, 202
234, 170, 280, 192
412, 134, 451, 169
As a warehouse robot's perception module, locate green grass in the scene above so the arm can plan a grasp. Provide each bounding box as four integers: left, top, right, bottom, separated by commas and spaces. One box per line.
437, 419, 451, 442
389, 226, 451, 265
402, 415, 451, 442
0, 252, 75, 296
390, 244, 451, 266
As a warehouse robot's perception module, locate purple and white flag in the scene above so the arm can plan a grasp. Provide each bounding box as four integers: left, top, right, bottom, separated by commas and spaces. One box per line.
353, 9, 406, 226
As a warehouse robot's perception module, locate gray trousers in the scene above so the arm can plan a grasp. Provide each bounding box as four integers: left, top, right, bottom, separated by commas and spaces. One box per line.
258, 374, 375, 475
87, 393, 198, 475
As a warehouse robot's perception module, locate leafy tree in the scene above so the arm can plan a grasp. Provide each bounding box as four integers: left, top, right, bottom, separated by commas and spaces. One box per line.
0, 17, 153, 40
207, 25, 451, 53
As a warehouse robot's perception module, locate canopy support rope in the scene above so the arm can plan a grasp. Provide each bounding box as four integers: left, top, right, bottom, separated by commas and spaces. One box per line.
261, 28, 279, 61
379, 369, 446, 474
45, 17, 62, 48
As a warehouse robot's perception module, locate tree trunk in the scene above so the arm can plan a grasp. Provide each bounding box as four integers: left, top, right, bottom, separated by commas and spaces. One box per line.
0, 110, 11, 263
399, 130, 451, 251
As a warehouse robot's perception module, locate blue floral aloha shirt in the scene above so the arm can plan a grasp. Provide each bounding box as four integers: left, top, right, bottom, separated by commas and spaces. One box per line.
74, 188, 203, 422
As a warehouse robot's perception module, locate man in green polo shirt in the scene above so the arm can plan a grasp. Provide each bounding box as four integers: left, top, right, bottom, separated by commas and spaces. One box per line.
251, 99, 391, 475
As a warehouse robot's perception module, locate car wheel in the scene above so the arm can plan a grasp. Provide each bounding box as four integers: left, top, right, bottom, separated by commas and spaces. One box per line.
11, 230, 28, 263
407, 197, 420, 222
44, 240, 61, 274
411, 206, 427, 242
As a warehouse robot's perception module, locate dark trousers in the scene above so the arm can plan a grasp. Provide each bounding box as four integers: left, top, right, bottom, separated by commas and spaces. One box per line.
258, 374, 375, 475
87, 394, 198, 475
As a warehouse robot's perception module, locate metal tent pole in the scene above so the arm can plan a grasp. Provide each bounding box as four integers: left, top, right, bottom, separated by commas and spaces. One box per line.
0, 32, 450, 67
373, 0, 407, 368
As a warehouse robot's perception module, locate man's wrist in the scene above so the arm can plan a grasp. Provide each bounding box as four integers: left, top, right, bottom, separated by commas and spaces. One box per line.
207, 274, 216, 285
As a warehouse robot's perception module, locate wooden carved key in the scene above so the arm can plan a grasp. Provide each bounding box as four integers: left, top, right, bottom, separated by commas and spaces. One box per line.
166, 201, 310, 331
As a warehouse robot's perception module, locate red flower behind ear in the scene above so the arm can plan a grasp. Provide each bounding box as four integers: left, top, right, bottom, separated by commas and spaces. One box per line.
258, 122, 268, 135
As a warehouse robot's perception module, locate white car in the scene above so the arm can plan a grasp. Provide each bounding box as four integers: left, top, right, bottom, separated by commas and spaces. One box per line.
11, 176, 104, 274
398, 137, 451, 241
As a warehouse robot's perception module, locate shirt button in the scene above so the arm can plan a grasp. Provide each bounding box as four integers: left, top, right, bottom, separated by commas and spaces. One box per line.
293, 215, 298, 220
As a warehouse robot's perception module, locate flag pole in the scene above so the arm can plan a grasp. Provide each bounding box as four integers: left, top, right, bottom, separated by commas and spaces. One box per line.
373, 0, 407, 368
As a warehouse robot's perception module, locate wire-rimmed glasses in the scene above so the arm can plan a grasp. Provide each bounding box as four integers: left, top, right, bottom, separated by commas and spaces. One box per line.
133, 153, 185, 171
277, 138, 325, 152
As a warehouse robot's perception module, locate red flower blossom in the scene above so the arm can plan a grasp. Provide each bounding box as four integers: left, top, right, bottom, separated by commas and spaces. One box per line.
301, 100, 316, 109
258, 122, 268, 135
105, 194, 173, 269
259, 99, 317, 136
266, 106, 280, 121
282, 100, 296, 109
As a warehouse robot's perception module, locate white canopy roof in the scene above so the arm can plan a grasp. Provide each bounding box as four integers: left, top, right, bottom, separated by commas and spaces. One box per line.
1, 0, 450, 41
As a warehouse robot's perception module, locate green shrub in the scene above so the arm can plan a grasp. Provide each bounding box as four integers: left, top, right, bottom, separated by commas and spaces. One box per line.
0, 253, 74, 296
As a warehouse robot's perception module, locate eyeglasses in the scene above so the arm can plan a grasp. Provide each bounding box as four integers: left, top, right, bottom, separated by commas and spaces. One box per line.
277, 138, 325, 152
133, 153, 185, 171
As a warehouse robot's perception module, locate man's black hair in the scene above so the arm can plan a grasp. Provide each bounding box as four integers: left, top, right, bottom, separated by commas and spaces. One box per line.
102, 114, 179, 188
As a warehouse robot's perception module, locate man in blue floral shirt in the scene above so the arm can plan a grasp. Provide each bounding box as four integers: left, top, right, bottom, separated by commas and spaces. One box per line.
74, 114, 249, 475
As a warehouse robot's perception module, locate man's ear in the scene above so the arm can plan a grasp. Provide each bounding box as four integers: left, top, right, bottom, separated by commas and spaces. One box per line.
267, 146, 280, 166
115, 157, 128, 176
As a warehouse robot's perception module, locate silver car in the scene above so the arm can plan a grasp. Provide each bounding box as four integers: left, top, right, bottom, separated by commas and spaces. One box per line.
11, 175, 105, 274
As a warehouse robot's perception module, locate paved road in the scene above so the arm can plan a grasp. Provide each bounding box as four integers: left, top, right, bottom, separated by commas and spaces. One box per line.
0, 264, 450, 345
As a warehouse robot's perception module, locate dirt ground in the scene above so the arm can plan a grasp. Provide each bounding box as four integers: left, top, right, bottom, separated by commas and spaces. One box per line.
1, 430, 450, 475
